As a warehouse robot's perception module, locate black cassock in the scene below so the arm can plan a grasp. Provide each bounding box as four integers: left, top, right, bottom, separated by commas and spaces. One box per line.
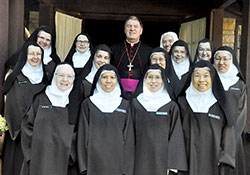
111, 41, 152, 94
111, 41, 152, 80
224, 80, 247, 175
132, 99, 187, 175
178, 97, 236, 175
77, 98, 134, 175
21, 93, 77, 175
2, 73, 45, 175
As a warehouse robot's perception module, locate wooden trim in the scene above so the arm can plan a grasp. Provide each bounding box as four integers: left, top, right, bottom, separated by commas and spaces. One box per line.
211, 9, 224, 47
219, 0, 236, 9
209, 10, 214, 40
240, 0, 250, 132
0, 0, 9, 115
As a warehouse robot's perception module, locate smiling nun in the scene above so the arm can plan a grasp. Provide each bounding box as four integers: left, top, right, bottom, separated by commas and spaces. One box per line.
168, 40, 193, 97
160, 31, 179, 53
132, 64, 187, 175
5, 26, 61, 80
21, 63, 79, 175
64, 33, 93, 76
193, 39, 215, 63
178, 60, 236, 175
212, 46, 247, 175
2, 41, 48, 175
77, 64, 134, 175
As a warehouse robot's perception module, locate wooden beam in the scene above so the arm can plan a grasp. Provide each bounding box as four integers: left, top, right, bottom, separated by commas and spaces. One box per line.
0, 0, 9, 114
43, 0, 212, 20
8, 0, 24, 55
241, 2, 250, 171
219, 0, 236, 9
209, 9, 214, 40
0, 0, 24, 114
225, 8, 242, 16
78, 13, 187, 22
240, 0, 250, 133
211, 9, 224, 47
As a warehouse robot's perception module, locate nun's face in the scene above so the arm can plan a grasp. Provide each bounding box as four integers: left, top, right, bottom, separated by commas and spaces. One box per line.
150, 52, 166, 69
162, 35, 174, 52
100, 72, 117, 92
172, 46, 186, 63
145, 71, 163, 92
37, 30, 52, 50
55, 66, 74, 91
27, 45, 42, 67
193, 68, 212, 92
94, 50, 110, 69
124, 19, 143, 43
76, 35, 89, 53
198, 42, 212, 61
214, 51, 232, 73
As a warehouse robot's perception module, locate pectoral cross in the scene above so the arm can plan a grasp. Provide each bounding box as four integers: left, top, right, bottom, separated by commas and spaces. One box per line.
127, 62, 134, 72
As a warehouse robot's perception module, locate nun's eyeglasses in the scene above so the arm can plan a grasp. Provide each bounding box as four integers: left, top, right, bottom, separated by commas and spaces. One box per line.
198, 48, 211, 52
77, 40, 89, 45
55, 73, 74, 81
151, 57, 165, 63
214, 57, 231, 62
173, 50, 186, 55
146, 76, 162, 82
37, 36, 51, 42
27, 53, 42, 57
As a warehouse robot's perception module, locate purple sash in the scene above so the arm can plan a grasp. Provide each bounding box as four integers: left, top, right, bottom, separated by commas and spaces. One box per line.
121, 78, 139, 92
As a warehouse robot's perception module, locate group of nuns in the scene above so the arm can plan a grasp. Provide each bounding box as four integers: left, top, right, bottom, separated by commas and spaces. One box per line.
1, 26, 246, 175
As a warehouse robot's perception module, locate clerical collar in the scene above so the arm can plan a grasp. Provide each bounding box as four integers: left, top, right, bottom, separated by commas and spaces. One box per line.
126, 39, 140, 47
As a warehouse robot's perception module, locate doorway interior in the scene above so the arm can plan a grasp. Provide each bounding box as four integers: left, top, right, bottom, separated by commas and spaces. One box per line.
84, 19, 180, 48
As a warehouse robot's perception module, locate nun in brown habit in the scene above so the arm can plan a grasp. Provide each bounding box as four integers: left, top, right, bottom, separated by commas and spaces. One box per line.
77, 64, 134, 175
178, 60, 236, 175
2, 41, 49, 175
21, 63, 78, 175
212, 46, 247, 175
132, 64, 187, 175
168, 40, 193, 97
67, 44, 113, 125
